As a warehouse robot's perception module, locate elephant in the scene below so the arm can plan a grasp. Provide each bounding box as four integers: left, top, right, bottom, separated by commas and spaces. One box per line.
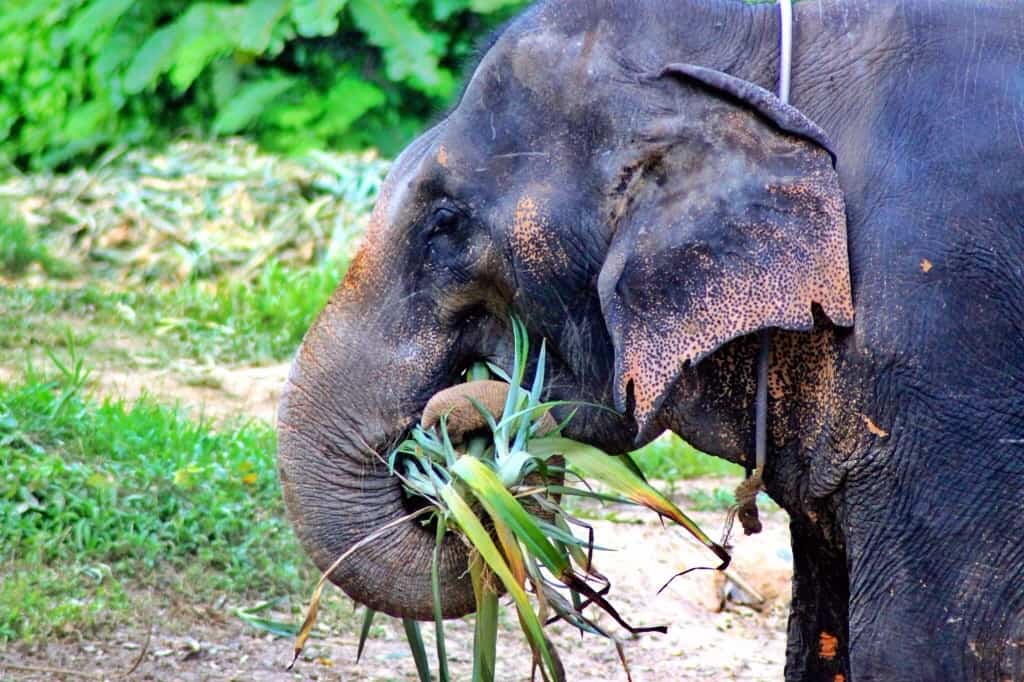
276, 1, 1024, 679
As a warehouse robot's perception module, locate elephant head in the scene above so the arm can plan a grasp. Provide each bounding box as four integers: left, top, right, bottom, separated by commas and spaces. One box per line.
277, 1, 853, 621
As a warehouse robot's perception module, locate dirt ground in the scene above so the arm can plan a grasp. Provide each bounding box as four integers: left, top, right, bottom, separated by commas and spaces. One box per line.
0, 362, 793, 681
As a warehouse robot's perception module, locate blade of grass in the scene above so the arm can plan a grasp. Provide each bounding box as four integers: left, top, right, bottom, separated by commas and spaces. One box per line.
466, 363, 491, 383
356, 608, 375, 663
452, 452, 663, 635
234, 603, 299, 638
545, 485, 633, 505
402, 619, 432, 682
438, 483, 561, 681
465, 362, 492, 459
492, 515, 527, 588
431, 518, 451, 682
451, 457, 568, 577
529, 437, 731, 568
514, 340, 546, 450
470, 554, 498, 682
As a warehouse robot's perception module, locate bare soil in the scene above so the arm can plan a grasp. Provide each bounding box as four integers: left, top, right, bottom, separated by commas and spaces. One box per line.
1, 360, 793, 681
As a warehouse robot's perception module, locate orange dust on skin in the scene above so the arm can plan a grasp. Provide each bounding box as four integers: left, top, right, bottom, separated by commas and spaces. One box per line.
510, 194, 569, 277
331, 184, 393, 304
767, 329, 859, 455
860, 414, 889, 438
606, 128, 854, 426
436, 146, 449, 168
920, 258, 933, 273
819, 632, 839, 660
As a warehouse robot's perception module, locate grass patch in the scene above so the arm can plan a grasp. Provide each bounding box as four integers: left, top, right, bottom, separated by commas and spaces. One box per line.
0, 213, 46, 275
0, 207, 72, 279
0, 566, 129, 642
0, 140, 384, 288
0, 349, 305, 643
632, 433, 743, 480
0, 258, 343, 365
156, 258, 344, 363
0, 286, 128, 354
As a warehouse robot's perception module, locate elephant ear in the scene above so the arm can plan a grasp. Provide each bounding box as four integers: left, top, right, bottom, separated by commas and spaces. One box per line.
598, 63, 854, 434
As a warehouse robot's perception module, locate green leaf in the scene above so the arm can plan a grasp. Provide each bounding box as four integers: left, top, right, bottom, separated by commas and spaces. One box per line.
356, 608, 375, 662
438, 483, 559, 680
530, 437, 730, 567
61, 100, 109, 141
470, 557, 498, 682
402, 619, 432, 682
91, 30, 139, 82
432, 0, 469, 21
470, 0, 525, 11
123, 24, 181, 94
235, 601, 298, 638
240, 0, 290, 53
169, 4, 245, 91
66, 0, 135, 46
315, 76, 386, 137
348, 0, 444, 90
212, 77, 297, 134
291, 0, 350, 37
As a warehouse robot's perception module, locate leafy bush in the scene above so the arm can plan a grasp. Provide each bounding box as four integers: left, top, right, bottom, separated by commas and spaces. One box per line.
1, 0, 527, 169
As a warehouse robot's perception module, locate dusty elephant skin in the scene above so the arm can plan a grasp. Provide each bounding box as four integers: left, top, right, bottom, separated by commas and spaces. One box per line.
277, 1, 1024, 679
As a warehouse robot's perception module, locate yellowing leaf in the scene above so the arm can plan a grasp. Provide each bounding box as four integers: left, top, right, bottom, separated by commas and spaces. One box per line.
530, 437, 730, 568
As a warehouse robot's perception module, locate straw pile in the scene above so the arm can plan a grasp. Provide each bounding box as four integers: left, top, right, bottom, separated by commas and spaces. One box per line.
0, 138, 390, 286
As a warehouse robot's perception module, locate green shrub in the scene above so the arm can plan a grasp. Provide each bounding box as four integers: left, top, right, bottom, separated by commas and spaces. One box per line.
1, 0, 528, 169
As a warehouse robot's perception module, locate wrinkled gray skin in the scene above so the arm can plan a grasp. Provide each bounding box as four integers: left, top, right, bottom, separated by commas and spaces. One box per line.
278, 1, 1024, 679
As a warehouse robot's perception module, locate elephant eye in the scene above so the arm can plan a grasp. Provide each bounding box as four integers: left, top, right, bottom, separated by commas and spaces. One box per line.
427, 206, 461, 238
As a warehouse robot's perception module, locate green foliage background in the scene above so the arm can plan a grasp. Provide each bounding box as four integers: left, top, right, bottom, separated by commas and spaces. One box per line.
1, 0, 528, 169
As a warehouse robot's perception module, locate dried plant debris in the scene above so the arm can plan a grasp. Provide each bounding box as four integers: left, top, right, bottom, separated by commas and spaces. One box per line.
0, 138, 389, 286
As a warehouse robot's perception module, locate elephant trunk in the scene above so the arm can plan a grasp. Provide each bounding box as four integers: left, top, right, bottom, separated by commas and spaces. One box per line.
276, 292, 476, 620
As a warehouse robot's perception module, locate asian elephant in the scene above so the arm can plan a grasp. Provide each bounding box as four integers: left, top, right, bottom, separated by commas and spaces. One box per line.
276, 1, 1024, 679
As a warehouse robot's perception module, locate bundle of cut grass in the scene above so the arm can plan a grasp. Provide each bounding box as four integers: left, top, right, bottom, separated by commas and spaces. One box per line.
292, 318, 729, 681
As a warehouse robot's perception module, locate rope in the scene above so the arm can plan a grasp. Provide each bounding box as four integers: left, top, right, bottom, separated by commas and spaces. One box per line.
728, 0, 791, 539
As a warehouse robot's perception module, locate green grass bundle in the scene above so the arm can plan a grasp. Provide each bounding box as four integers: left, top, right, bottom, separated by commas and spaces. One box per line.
293, 318, 729, 681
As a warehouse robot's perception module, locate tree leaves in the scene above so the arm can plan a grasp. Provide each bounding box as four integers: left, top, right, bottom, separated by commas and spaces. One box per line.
65, 0, 135, 47
349, 0, 452, 95
291, 0, 350, 37
123, 24, 181, 95
2, 0, 529, 168
240, 0, 291, 54
213, 77, 299, 134
319, 76, 387, 133
169, 4, 245, 91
